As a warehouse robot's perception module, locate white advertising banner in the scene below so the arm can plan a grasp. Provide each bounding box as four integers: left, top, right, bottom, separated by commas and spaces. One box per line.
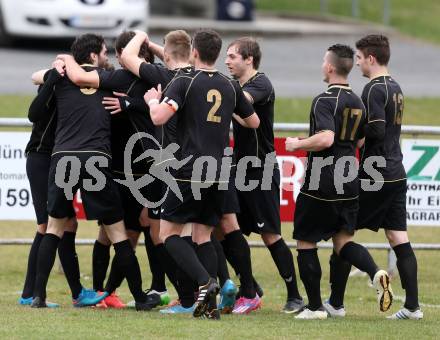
402, 139, 440, 226
0, 132, 34, 220
0, 132, 439, 226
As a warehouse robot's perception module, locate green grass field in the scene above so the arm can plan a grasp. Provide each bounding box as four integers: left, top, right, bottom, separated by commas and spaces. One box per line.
0, 222, 439, 339
256, 0, 440, 45
2, 95, 440, 127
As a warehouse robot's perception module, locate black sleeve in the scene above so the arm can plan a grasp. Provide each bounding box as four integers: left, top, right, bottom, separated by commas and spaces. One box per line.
313, 97, 335, 133
139, 62, 165, 87
243, 75, 273, 104
118, 95, 149, 114
234, 82, 255, 119
361, 84, 387, 140
97, 69, 133, 92
162, 76, 188, 112
363, 120, 385, 140
363, 84, 387, 123
28, 69, 62, 123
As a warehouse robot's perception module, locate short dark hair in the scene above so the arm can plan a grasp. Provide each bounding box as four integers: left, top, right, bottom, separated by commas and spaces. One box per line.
355, 34, 390, 66
327, 44, 354, 76
115, 31, 154, 63
71, 33, 105, 65
228, 37, 261, 69
192, 29, 222, 65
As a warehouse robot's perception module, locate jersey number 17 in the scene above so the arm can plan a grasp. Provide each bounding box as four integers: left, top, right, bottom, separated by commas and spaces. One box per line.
340, 108, 362, 141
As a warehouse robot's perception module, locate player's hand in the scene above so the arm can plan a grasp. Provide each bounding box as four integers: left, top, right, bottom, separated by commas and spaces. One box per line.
102, 96, 123, 114
134, 30, 149, 44
144, 84, 162, 105
52, 59, 65, 77
139, 207, 149, 227
285, 137, 301, 152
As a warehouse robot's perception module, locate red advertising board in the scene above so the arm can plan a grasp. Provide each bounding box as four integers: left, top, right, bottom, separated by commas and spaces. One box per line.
73, 137, 306, 222
274, 137, 307, 221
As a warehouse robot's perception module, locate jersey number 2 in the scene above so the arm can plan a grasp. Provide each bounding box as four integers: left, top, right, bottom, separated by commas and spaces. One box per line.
340, 108, 362, 141
207, 89, 222, 123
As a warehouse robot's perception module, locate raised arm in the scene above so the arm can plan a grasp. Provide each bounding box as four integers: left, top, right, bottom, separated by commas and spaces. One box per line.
28, 68, 63, 122
56, 54, 99, 88
31, 69, 50, 85
148, 41, 164, 61
121, 31, 149, 77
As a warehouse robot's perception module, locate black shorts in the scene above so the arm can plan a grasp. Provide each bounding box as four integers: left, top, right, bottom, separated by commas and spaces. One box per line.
113, 170, 165, 222
221, 170, 240, 215
47, 152, 123, 225
236, 168, 281, 236
161, 180, 224, 227
113, 172, 144, 232
293, 192, 358, 243
26, 152, 75, 225
357, 179, 407, 231
146, 179, 166, 220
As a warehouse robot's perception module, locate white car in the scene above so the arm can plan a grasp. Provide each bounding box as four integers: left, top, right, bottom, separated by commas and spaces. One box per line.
0, 0, 148, 44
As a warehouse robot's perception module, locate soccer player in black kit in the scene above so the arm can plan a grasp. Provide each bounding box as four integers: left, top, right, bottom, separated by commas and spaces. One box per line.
286, 44, 392, 319
327, 35, 422, 320
122, 29, 200, 312
144, 29, 260, 319
225, 37, 304, 314
20, 62, 88, 308
61, 30, 196, 309
31, 34, 157, 310
57, 31, 168, 308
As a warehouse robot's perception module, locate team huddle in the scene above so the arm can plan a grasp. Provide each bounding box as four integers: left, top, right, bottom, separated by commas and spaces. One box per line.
19, 29, 422, 320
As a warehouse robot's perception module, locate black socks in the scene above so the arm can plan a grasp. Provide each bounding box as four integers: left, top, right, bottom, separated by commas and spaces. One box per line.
328, 250, 352, 308
113, 240, 145, 302
394, 242, 419, 310
92, 240, 110, 292
297, 248, 322, 311
222, 230, 256, 298
33, 233, 61, 300
21, 232, 44, 298
340, 241, 378, 281
58, 231, 82, 299
164, 235, 209, 287
144, 228, 166, 292
268, 238, 302, 301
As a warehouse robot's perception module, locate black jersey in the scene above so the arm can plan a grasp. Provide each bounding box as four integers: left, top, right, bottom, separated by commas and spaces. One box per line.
53, 65, 112, 155
139, 63, 193, 147
98, 68, 154, 174
25, 69, 61, 155
233, 72, 275, 163
162, 69, 255, 179
359, 75, 406, 181
301, 84, 366, 200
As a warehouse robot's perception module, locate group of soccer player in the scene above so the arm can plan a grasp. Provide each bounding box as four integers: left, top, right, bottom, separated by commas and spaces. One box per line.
19, 27, 422, 320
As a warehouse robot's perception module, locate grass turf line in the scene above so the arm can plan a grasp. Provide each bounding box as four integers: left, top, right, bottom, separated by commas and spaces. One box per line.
0, 222, 439, 338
